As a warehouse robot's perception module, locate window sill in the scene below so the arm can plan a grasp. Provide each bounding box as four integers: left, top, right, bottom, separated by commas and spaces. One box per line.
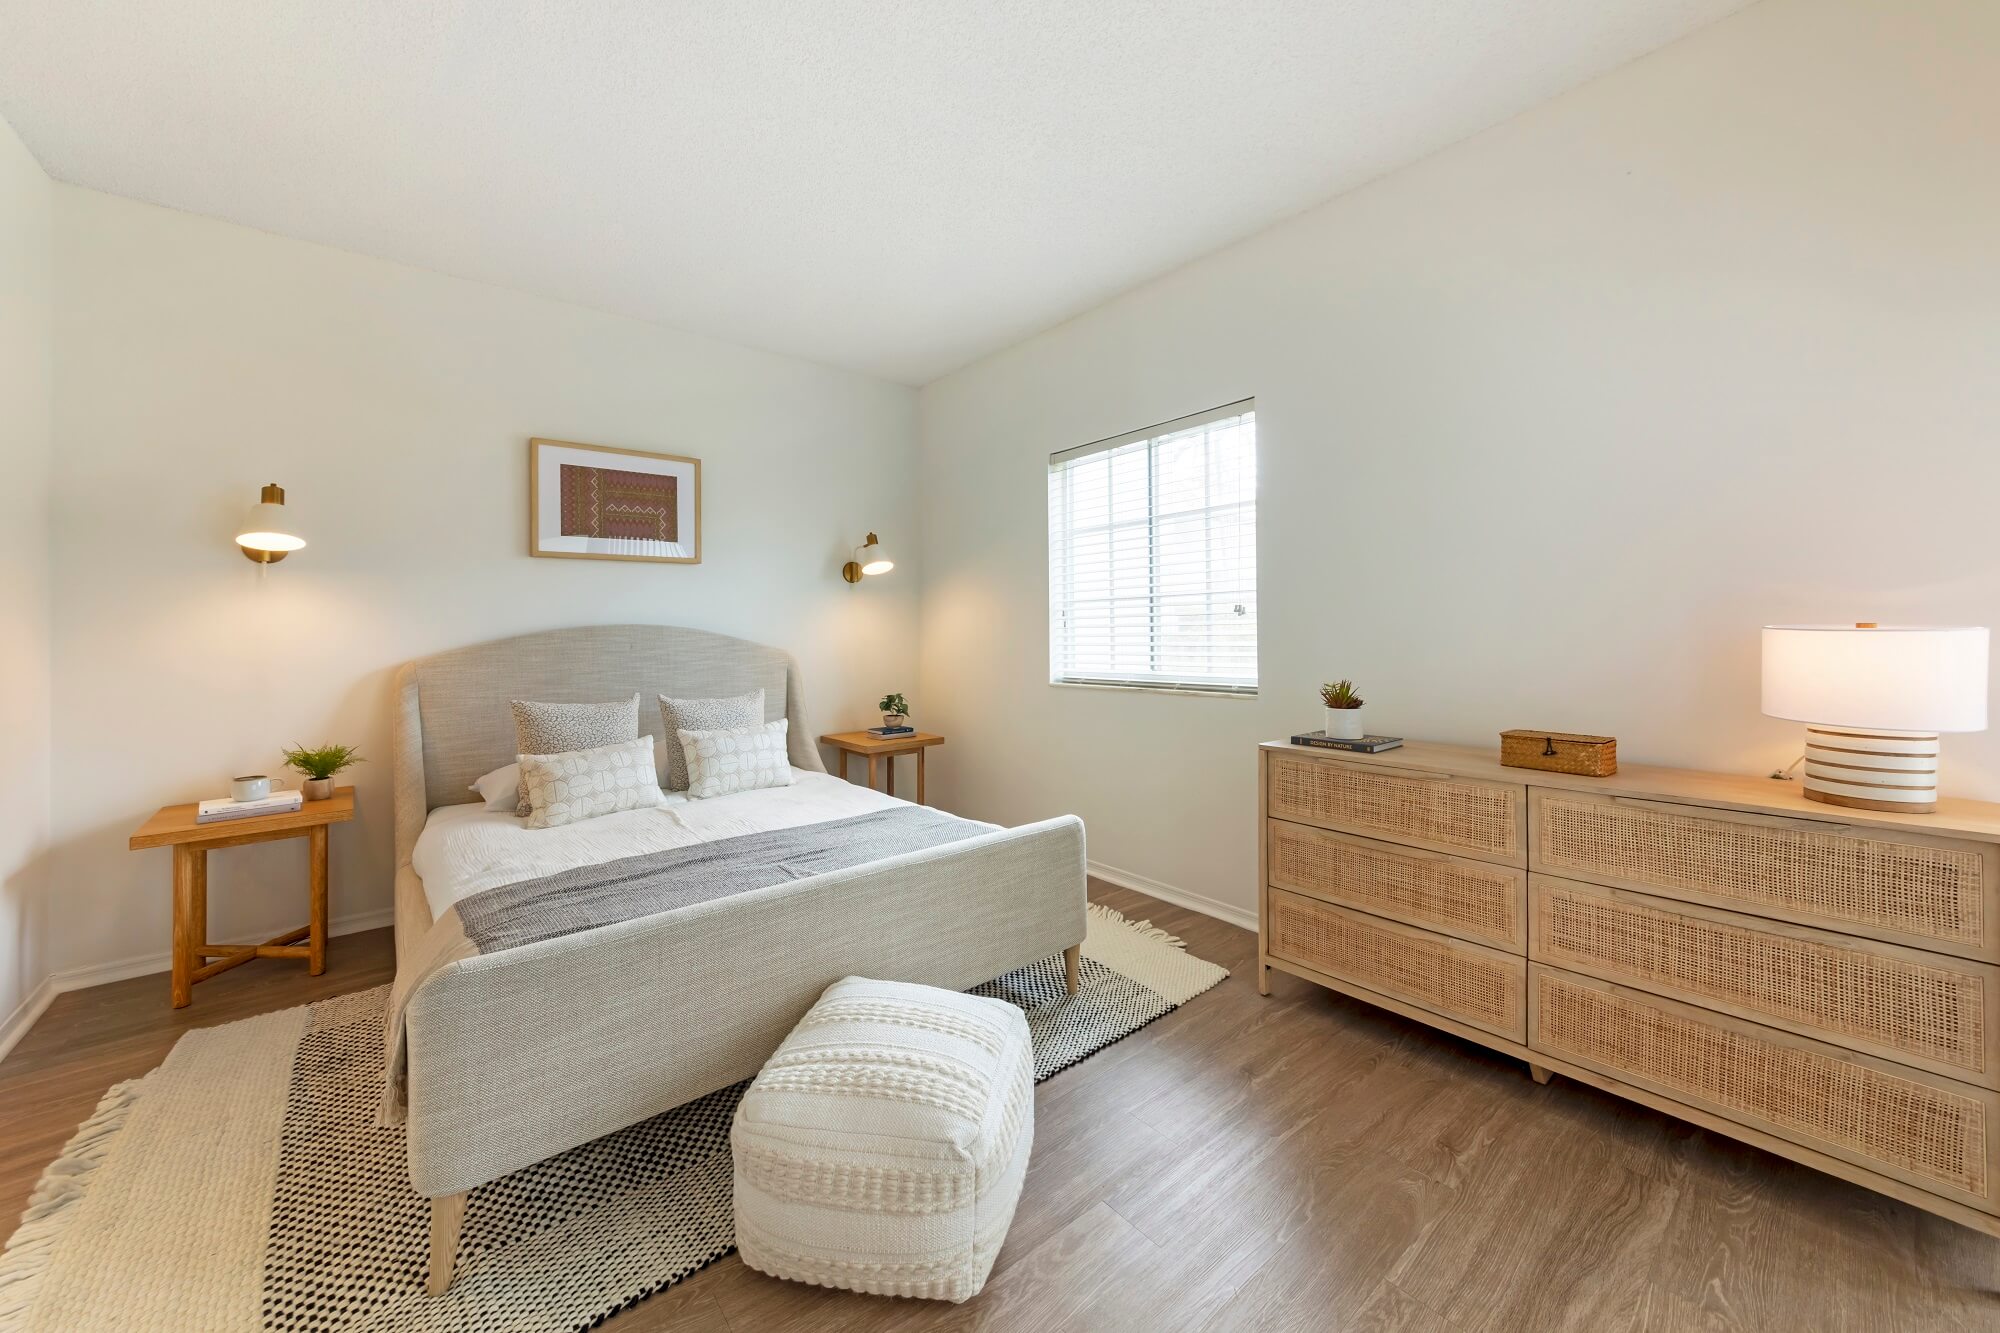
1049, 680, 1259, 701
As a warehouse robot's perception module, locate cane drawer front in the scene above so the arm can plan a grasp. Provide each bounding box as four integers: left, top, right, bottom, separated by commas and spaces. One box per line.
1530, 875, 2000, 1087
1270, 820, 1525, 953
1266, 753, 1525, 867
1530, 965, 1999, 1210
1530, 788, 1997, 961
1269, 889, 1526, 1041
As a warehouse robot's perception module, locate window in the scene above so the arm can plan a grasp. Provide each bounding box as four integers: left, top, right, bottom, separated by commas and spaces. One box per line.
1048, 401, 1257, 694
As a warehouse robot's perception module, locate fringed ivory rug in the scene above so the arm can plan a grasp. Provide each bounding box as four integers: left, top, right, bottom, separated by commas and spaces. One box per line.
0, 903, 1224, 1332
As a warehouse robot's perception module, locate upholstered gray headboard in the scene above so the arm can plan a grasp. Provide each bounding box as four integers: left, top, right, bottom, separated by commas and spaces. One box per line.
391, 625, 825, 862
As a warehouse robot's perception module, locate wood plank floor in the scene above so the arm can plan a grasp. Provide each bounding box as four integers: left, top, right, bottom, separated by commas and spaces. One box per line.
4, 880, 1996, 1330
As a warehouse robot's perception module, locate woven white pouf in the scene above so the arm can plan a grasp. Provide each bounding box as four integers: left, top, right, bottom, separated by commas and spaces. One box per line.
731, 976, 1035, 1302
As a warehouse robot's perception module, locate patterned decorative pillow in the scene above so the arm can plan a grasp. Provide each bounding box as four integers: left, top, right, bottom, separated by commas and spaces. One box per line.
677, 720, 796, 799
519, 736, 667, 830
510, 695, 643, 816
658, 689, 765, 792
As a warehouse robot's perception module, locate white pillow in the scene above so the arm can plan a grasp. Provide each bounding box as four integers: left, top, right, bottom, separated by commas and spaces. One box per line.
677, 719, 796, 799
519, 736, 668, 830
468, 763, 522, 812
659, 689, 765, 791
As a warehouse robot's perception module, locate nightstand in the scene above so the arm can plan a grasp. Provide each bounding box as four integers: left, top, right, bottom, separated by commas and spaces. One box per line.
819, 732, 945, 804
128, 787, 356, 1007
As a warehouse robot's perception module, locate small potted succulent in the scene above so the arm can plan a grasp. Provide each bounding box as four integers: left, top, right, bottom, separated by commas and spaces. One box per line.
878, 693, 910, 728
1320, 680, 1366, 741
283, 743, 363, 801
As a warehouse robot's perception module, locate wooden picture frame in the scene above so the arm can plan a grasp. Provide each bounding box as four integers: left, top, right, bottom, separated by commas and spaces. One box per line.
528, 438, 702, 565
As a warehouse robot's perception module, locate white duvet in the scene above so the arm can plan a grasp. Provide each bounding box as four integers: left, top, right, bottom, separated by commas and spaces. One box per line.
412, 769, 907, 919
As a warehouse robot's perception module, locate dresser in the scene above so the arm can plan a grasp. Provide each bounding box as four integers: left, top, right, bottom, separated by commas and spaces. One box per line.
1257, 739, 2000, 1239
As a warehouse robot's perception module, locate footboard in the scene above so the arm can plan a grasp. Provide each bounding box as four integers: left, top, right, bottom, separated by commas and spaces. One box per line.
401, 815, 1087, 1199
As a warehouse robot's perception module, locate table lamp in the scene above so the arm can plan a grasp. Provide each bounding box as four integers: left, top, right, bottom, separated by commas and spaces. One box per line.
1761, 624, 1989, 813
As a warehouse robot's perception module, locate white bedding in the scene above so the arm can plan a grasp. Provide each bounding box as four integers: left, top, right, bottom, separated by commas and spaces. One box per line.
412, 769, 906, 919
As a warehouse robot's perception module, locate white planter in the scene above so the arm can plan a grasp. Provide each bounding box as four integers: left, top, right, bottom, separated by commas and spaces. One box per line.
1324, 708, 1365, 740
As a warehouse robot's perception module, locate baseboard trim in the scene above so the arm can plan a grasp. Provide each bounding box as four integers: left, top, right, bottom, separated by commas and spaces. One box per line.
1087, 860, 1257, 933
0, 975, 58, 1064
45, 908, 398, 995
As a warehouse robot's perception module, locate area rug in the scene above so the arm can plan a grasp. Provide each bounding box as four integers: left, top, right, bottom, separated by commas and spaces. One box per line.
0, 903, 1224, 1332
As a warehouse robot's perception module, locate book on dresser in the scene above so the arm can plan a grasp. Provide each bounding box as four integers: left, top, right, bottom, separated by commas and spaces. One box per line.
1289, 732, 1402, 753
1255, 735, 2000, 1242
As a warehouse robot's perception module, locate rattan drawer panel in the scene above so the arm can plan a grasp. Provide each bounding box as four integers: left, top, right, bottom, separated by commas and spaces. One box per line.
1266, 753, 1524, 867
1531, 875, 2000, 1087
1269, 889, 1526, 1041
1530, 965, 2000, 1210
1269, 820, 1525, 953
1530, 789, 1996, 960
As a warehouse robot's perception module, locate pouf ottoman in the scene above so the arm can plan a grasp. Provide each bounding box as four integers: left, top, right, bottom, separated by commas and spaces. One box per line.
731, 976, 1035, 1302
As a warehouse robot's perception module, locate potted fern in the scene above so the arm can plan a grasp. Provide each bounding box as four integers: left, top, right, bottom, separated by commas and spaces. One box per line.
878, 693, 910, 729
1320, 681, 1365, 741
283, 743, 362, 802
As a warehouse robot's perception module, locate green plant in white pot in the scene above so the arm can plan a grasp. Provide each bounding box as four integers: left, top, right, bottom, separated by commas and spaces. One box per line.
283, 743, 362, 802
1320, 680, 1365, 740
879, 693, 910, 728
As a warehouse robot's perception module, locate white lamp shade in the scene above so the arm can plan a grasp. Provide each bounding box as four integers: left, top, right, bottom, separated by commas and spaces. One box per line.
857, 539, 893, 577
1762, 625, 1989, 733
236, 500, 306, 553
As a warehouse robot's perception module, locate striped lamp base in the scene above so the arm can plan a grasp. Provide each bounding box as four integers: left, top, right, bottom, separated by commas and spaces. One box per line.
1801, 726, 1940, 813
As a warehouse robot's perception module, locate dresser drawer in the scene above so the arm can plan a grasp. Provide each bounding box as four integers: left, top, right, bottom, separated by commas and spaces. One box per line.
1270, 819, 1525, 953
1530, 965, 2000, 1212
1266, 752, 1524, 867
1268, 889, 1525, 1041
1530, 788, 1999, 961
1531, 875, 2000, 1087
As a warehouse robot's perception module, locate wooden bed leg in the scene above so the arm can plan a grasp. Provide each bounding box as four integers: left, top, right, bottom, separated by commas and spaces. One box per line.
1063, 944, 1081, 995
1529, 1064, 1554, 1086
427, 1191, 469, 1296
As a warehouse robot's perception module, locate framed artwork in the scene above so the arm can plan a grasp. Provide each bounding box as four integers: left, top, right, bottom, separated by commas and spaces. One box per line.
529, 438, 701, 564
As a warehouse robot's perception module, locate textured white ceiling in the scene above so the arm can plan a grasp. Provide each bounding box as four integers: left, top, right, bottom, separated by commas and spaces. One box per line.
0, 1, 1749, 383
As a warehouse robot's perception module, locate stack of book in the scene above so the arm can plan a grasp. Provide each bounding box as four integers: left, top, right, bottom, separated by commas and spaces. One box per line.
1289, 732, 1403, 754
196, 789, 304, 824
868, 725, 915, 737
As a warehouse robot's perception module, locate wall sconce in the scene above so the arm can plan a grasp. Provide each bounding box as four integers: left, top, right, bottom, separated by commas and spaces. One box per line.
842, 532, 893, 584
235, 482, 307, 564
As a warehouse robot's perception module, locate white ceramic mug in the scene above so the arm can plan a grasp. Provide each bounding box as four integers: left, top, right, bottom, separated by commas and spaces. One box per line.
231, 774, 272, 803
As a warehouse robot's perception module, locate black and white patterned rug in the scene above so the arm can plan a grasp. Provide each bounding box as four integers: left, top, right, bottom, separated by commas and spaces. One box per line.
0, 903, 1225, 1332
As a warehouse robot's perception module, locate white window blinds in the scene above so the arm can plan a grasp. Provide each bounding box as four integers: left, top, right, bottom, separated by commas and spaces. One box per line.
1047, 401, 1257, 694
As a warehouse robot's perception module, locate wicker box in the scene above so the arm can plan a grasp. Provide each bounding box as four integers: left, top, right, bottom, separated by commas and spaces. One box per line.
1500, 730, 1617, 777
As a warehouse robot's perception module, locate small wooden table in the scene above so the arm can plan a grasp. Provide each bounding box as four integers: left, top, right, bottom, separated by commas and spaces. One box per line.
128, 787, 356, 1007
820, 732, 944, 804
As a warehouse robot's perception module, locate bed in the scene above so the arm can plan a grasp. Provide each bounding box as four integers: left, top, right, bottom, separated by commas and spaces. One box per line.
386, 625, 1088, 1293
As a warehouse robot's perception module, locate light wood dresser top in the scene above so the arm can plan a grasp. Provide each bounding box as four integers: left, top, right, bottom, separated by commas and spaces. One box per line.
1261, 740, 2000, 844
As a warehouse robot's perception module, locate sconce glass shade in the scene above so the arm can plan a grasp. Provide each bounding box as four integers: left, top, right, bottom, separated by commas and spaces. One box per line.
842, 532, 893, 583
236, 482, 306, 564
1761, 625, 1988, 733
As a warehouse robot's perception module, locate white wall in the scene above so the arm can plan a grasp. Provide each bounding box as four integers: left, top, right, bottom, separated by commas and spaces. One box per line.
916, 0, 2000, 925
48, 189, 920, 981
0, 113, 52, 1042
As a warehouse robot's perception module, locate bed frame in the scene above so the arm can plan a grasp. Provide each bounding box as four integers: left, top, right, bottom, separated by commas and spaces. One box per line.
390, 625, 1087, 1293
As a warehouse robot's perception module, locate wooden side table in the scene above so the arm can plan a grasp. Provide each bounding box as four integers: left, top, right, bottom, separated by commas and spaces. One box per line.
819, 732, 945, 804
128, 787, 356, 1007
